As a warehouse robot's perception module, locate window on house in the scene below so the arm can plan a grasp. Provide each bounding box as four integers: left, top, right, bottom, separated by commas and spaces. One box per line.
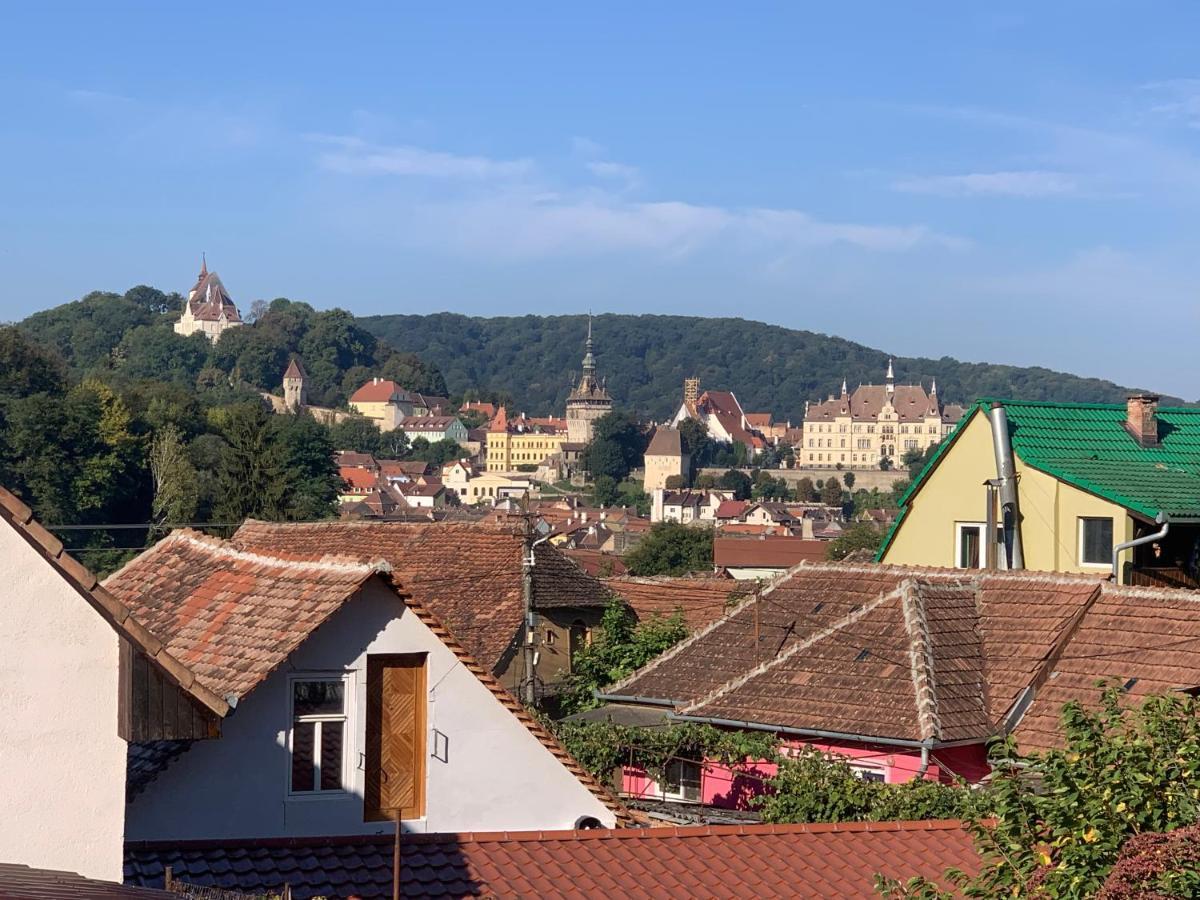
956, 522, 985, 569
1079, 518, 1114, 567
290, 677, 347, 794
661, 759, 702, 802
364, 654, 427, 821
849, 764, 886, 783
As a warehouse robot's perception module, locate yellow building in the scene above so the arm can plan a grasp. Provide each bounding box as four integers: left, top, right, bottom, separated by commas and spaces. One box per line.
801, 361, 963, 470
879, 396, 1200, 586
485, 407, 569, 473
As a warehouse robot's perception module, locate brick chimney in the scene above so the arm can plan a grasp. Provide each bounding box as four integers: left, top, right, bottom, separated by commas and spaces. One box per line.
1126, 394, 1160, 447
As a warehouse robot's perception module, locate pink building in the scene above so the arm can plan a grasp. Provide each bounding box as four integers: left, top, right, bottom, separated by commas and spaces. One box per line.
585, 562, 1200, 811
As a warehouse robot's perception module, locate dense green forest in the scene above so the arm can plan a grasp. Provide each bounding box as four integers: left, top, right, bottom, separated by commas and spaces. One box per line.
0, 286, 449, 571
361, 312, 1184, 420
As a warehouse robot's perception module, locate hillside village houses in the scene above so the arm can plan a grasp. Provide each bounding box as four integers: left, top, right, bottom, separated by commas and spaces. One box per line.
348, 377, 453, 432
671, 377, 767, 457
800, 360, 964, 470
486, 321, 610, 475
173, 256, 243, 342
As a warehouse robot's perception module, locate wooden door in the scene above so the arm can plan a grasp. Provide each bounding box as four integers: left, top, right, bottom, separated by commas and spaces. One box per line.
364, 654, 426, 821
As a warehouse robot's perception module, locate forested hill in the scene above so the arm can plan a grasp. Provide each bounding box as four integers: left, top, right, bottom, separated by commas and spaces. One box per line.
360, 312, 1183, 421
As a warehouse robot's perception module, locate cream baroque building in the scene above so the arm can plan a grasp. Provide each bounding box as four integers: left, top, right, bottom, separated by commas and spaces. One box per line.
800, 361, 964, 470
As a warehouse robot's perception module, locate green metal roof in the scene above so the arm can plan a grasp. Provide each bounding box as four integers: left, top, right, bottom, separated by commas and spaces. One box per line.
877, 399, 1200, 560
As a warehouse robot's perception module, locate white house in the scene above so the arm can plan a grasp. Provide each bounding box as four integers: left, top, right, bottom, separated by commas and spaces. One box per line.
0, 487, 224, 883
107, 530, 625, 851
651, 488, 733, 524
400, 416, 469, 446
441, 461, 531, 505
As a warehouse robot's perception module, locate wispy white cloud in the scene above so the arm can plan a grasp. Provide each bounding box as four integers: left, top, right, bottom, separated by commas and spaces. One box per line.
308, 133, 964, 263
893, 170, 1077, 197
570, 136, 607, 159
308, 135, 534, 179
382, 187, 965, 261
1143, 79, 1200, 129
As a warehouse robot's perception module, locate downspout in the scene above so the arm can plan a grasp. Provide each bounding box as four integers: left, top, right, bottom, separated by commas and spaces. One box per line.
988, 402, 1024, 570
521, 527, 555, 706
914, 741, 933, 781
1111, 513, 1168, 583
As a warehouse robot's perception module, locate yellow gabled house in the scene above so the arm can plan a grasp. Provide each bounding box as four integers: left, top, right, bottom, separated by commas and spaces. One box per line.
879, 395, 1200, 586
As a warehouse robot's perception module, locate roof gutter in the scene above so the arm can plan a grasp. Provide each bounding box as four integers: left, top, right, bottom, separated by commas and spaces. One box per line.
1112, 513, 1169, 582
667, 712, 932, 749
594, 692, 679, 708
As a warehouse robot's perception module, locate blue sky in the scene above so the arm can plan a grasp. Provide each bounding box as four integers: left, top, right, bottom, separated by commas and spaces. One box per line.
3, 3, 1200, 396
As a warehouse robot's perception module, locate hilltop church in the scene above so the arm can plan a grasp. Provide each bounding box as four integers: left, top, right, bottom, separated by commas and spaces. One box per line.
799, 360, 964, 470
173, 257, 243, 342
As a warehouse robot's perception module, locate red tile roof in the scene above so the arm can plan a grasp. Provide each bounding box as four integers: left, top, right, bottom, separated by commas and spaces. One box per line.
605, 575, 750, 631
350, 379, 408, 403
562, 549, 629, 577
0, 486, 228, 718
0, 862, 176, 899
379, 459, 431, 477
102, 530, 386, 700
460, 401, 496, 418
336, 450, 378, 469
340, 466, 380, 491
399, 416, 460, 432
105, 528, 631, 825
231, 520, 613, 673
713, 536, 827, 569
744, 412, 773, 427
714, 499, 749, 519
127, 819, 979, 899
603, 563, 1200, 753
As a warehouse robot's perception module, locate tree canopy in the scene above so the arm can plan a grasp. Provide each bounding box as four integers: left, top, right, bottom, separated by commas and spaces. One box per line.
359, 312, 1184, 421
624, 522, 714, 576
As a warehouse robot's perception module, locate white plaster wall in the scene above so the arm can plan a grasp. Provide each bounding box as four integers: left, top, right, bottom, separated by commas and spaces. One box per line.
126, 579, 614, 840
0, 521, 125, 882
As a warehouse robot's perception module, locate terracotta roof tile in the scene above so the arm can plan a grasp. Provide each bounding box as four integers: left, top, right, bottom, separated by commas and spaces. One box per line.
604, 576, 751, 631
350, 379, 412, 404
0, 485, 227, 718
127, 820, 978, 899
0, 862, 176, 899
603, 562, 1200, 752
107, 528, 631, 824
713, 536, 827, 569
102, 531, 381, 700
230, 521, 612, 673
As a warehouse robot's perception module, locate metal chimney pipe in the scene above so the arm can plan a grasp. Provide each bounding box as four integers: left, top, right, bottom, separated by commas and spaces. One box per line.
988, 402, 1025, 570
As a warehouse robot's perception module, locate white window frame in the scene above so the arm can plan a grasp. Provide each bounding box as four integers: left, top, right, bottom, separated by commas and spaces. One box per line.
955, 521, 987, 569
1078, 517, 1115, 568
848, 762, 886, 783
658, 759, 703, 803
287, 672, 353, 799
